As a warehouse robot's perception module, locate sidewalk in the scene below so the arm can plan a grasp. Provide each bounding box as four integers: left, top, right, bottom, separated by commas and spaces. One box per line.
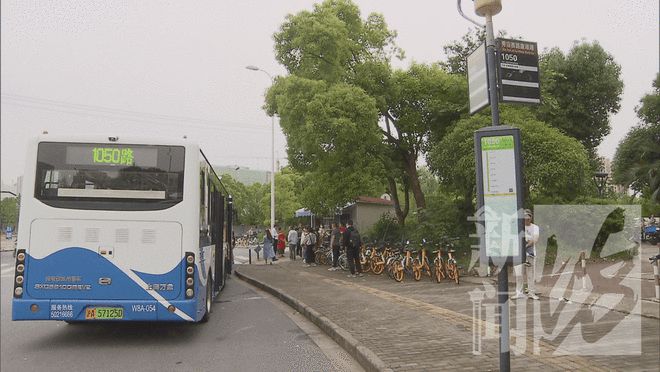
235, 258, 659, 372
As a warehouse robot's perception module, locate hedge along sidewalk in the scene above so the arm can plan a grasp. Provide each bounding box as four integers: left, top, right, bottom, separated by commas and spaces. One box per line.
233, 262, 640, 372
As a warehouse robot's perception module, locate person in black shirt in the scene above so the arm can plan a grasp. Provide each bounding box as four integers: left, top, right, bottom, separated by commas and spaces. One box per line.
342, 220, 363, 278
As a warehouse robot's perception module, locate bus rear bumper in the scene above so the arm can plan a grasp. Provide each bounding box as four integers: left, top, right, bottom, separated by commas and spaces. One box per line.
12, 298, 198, 322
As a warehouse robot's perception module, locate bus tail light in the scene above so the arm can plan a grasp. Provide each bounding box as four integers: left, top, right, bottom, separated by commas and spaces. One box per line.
185, 252, 195, 299
14, 249, 26, 298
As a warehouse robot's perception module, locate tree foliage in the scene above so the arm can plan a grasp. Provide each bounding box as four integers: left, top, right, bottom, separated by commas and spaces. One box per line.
267, 0, 466, 224
612, 73, 660, 202
439, 27, 507, 75
0, 197, 19, 229
536, 41, 624, 150
428, 108, 592, 206
218, 173, 267, 226
261, 168, 304, 227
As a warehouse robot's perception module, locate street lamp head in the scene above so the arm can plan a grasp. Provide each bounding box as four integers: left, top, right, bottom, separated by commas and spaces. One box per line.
474, 0, 502, 17
245, 65, 260, 71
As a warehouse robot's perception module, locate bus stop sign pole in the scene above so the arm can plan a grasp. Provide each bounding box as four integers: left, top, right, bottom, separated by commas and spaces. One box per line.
461, 1, 512, 371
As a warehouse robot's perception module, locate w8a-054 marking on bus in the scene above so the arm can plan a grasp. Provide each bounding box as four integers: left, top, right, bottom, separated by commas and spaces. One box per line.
131, 304, 157, 312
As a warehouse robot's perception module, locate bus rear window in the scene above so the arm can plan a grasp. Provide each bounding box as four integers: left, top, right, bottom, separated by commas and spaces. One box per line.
35, 142, 185, 211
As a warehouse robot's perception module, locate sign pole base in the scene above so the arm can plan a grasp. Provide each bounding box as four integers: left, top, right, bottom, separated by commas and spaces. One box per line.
498, 264, 511, 372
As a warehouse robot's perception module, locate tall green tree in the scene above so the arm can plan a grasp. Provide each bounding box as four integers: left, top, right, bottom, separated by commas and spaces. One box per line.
217, 173, 267, 226
429, 107, 592, 210
0, 197, 19, 229
262, 168, 304, 227
612, 73, 660, 202
267, 0, 466, 224
536, 41, 623, 150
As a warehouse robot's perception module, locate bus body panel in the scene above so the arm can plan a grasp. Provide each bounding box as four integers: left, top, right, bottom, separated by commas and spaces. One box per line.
26, 219, 183, 300
12, 135, 228, 323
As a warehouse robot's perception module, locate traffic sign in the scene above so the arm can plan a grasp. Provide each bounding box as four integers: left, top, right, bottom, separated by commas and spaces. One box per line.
496, 38, 540, 104
467, 43, 489, 114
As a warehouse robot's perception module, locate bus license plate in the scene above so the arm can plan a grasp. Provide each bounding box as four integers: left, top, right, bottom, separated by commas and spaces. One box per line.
85, 307, 124, 320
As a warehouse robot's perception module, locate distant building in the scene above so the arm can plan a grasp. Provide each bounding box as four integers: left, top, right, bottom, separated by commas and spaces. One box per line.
341, 196, 394, 234
600, 158, 627, 194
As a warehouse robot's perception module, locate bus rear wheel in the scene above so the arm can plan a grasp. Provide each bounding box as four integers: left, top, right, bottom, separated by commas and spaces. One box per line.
200, 274, 213, 323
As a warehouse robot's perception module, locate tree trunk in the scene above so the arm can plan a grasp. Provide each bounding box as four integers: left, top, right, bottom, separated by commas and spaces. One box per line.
405, 154, 426, 210
387, 176, 409, 227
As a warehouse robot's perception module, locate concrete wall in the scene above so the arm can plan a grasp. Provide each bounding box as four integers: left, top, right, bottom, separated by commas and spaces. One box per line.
354, 204, 393, 235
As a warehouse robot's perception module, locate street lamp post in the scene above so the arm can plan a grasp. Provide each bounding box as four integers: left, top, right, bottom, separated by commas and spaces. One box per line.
246, 65, 276, 231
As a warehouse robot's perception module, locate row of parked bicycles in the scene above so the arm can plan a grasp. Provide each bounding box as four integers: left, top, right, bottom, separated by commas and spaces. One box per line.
314, 239, 461, 284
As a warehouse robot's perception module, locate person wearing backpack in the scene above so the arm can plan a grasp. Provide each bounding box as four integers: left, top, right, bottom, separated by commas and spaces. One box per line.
342, 220, 363, 277
302, 226, 317, 267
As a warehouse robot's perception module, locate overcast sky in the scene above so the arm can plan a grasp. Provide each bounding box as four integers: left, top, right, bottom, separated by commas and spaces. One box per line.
1, 0, 658, 186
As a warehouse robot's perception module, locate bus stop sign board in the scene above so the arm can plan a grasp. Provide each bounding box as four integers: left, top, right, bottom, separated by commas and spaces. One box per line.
497, 38, 540, 104
475, 126, 525, 265
467, 43, 489, 114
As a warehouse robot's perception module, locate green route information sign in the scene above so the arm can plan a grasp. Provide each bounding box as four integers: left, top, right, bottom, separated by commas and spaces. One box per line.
475, 127, 524, 263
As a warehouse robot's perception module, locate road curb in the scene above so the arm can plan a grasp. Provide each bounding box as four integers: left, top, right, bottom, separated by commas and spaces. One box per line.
234, 269, 392, 372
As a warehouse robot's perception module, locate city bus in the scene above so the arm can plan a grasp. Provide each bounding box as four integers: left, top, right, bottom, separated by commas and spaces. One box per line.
12, 134, 233, 322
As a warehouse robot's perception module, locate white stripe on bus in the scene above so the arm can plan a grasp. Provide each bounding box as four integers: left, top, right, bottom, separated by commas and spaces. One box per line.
115, 264, 194, 321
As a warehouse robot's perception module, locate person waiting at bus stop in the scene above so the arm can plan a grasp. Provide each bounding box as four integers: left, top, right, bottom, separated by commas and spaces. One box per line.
287, 226, 298, 260
513, 210, 539, 300
262, 229, 276, 265
343, 220, 363, 278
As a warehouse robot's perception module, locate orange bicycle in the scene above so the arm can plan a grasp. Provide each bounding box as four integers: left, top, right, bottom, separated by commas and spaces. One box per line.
432, 245, 447, 283
413, 240, 433, 281
392, 242, 419, 282
444, 240, 460, 285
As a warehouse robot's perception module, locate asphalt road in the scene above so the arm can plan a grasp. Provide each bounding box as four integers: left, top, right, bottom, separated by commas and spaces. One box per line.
0, 251, 360, 372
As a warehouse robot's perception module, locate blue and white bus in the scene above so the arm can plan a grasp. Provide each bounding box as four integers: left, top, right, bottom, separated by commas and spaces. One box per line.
12, 135, 233, 322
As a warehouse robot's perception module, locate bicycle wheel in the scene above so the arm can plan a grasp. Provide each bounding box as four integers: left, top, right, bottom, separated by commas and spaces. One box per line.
446, 262, 457, 282
361, 255, 371, 273
412, 259, 421, 281
386, 259, 395, 279
371, 257, 385, 275
450, 263, 460, 284
434, 259, 445, 282
338, 254, 348, 271
393, 261, 404, 282
422, 262, 432, 279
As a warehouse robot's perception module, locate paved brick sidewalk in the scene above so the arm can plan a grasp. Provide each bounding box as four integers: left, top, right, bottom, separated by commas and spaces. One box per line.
236, 260, 659, 371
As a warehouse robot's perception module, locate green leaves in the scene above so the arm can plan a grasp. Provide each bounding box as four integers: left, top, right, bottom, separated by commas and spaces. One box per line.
612, 73, 660, 202
428, 108, 592, 205
0, 197, 18, 229
273, 0, 401, 83
536, 41, 624, 150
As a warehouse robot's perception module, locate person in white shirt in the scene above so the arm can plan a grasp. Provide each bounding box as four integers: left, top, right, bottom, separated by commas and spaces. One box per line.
513, 209, 540, 300
287, 226, 298, 261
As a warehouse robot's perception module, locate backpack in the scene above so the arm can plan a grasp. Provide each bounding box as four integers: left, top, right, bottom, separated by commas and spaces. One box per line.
349, 229, 361, 248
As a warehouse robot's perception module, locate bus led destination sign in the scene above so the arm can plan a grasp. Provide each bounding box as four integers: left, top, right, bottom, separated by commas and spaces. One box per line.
65, 144, 158, 167
93, 147, 134, 165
